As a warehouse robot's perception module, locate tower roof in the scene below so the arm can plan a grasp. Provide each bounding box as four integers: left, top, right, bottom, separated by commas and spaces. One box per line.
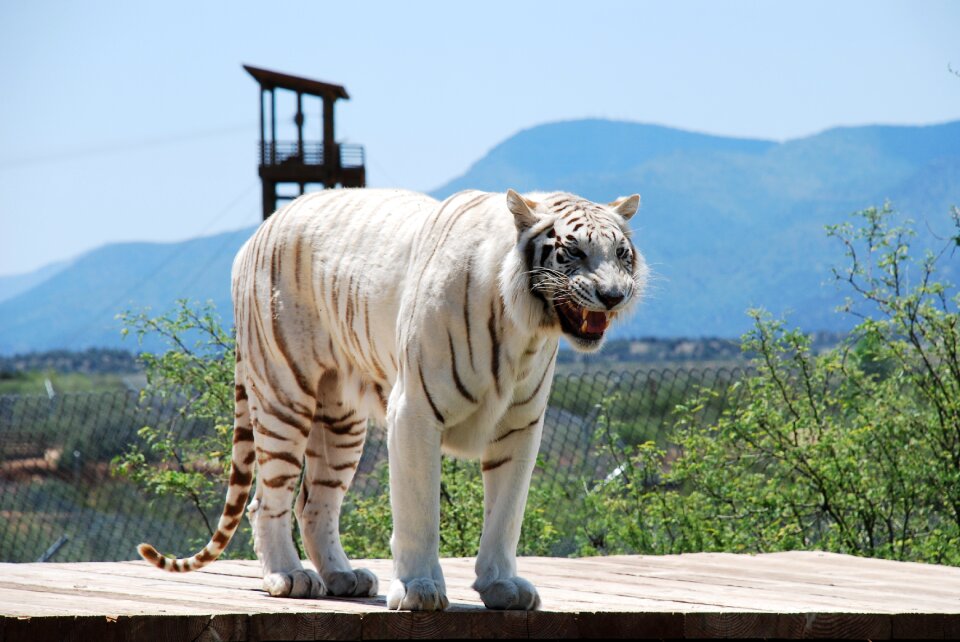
242, 64, 350, 100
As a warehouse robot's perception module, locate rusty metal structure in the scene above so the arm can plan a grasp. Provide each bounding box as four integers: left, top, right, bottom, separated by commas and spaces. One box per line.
244, 64, 365, 220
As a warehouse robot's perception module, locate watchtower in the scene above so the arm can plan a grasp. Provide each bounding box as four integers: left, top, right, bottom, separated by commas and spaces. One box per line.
244, 64, 366, 220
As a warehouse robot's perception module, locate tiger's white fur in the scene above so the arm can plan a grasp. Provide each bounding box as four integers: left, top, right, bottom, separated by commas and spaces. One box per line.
138, 187, 646, 610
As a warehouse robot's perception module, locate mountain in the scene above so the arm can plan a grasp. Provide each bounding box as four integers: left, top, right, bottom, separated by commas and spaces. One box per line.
0, 260, 71, 304
0, 227, 254, 354
433, 119, 960, 338
1, 119, 958, 354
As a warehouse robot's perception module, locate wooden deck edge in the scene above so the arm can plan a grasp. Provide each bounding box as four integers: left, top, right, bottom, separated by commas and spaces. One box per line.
3, 610, 960, 641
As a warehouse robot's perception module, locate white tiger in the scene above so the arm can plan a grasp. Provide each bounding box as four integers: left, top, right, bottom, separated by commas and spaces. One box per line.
138, 187, 646, 610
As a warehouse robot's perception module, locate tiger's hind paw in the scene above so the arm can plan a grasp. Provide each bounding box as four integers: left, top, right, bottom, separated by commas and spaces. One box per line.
263, 569, 325, 598
386, 577, 449, 611
477, 576, 541, 610
323, 567, 379, 597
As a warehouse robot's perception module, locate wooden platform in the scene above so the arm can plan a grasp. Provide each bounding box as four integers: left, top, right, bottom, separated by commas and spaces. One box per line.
2, 552, 959, 640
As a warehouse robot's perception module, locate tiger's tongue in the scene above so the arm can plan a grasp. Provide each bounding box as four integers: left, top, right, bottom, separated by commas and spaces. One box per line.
586, 310, 608, 333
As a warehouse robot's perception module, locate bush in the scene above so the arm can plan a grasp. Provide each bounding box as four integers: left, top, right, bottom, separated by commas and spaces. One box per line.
113, 300, 244, 554
341, 457, 562, 559
113, 300, 563, 560
576, 204, 960, 565
111, 204, 960, 567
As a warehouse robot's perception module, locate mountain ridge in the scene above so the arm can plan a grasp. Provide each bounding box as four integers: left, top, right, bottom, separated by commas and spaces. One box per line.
1, 118, 958, 354
0, 227, 255, 354
0, 260, 72, 304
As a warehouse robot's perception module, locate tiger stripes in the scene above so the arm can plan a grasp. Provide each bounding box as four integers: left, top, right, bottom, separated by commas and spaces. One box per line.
137, 187, 646, 612
137, 381, 254, 572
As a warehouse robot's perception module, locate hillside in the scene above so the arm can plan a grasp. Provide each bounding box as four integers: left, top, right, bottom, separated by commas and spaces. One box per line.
0, 118, 958, 354
433, 119, 960, 338
0, 228, 254, 354
0, 261, 70, 304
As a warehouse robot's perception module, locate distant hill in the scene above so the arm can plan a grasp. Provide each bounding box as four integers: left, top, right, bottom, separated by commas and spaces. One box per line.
0, 228, 254, 354
0, 260, 70, 304
0, 118, 958, 354
433, 119, 960, 338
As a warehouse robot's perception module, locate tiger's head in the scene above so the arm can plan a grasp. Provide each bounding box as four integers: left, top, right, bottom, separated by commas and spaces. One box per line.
501, 189, 648, 353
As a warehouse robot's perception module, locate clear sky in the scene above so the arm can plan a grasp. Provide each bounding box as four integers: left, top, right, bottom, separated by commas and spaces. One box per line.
1, 0, 958, 276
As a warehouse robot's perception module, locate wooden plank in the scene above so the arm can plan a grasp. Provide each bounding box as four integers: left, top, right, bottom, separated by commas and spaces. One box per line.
582, 561, 960, 612
683, 612, 892, 640
516, 558, 911, 613
0, 568, 381, 616
530, 554, 960, 611
0, 552, 948, 610
889, 613, 960, 640
2, 553, 959, 640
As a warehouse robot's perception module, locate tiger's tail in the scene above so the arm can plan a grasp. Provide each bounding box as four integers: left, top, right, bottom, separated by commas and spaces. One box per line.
138, 381, 255, 573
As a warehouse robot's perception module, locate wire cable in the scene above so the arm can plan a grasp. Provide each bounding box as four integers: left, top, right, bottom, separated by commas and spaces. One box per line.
0, 124, 255, 171
56, 182, 259, 348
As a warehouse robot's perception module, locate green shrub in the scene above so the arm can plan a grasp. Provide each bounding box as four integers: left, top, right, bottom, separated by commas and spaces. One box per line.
113, 300, 563, 560
576, 204, 960, 565
341, 457, 562, 559
113, 300, 244, 554
111, 203, 960, 567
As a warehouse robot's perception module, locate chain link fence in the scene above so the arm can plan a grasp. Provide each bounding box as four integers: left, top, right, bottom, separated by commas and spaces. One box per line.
0, 367, 751, 563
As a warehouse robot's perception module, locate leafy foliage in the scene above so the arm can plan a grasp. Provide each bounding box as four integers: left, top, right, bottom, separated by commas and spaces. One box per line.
110, 204, 960, 568
340, 458, 562, 559
113, 300, 241, 551
112, 300, 563, 560
576, 205, 960, 565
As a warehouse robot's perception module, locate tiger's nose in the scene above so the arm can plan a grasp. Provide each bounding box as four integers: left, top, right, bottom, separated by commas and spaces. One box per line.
597, 290, 625, 309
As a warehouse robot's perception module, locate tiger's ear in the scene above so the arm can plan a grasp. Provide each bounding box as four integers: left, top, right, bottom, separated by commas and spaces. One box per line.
506, 189, 539, 232
608, 194, 641, 220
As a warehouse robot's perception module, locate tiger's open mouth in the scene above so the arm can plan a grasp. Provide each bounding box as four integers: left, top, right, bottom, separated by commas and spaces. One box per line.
553, 299, 615, 341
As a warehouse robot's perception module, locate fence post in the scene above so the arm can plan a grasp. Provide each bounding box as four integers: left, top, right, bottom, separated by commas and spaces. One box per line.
37, 535, 69, 562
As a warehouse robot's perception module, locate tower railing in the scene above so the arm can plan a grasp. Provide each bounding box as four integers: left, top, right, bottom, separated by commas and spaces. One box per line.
258, 142, 365, 168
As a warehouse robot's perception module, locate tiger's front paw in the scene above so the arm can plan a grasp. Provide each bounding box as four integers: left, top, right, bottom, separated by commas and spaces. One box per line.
387, 577, 449, 611
263, 569, 325, 598
323, 567, 379, 597
476, 576, 541, 610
